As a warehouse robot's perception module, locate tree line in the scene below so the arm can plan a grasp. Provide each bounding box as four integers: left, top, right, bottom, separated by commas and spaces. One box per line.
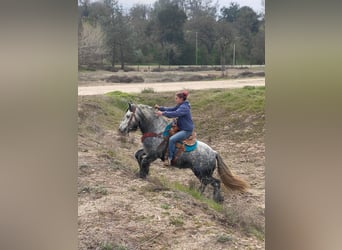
78, 0, 264, 70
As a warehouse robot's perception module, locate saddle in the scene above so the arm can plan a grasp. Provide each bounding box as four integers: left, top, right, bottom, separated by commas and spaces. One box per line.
161, 122, 197, 164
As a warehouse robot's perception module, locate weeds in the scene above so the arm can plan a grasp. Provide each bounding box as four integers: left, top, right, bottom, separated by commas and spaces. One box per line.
222, 201, 264, 240
161, 204, 171, 210
217, 234, 233, 243
114, 245, 129, 250
79, 186, 91, 194
78, 185, 108, 196
99, 242, 113, 250
94, 186, 108, 196
172, 181, 223, 212
170, 216, 184, 226
141, 87, 155, 93
99, 242, 129, 250
155, 178, 264, 239
79, 164, 89, 169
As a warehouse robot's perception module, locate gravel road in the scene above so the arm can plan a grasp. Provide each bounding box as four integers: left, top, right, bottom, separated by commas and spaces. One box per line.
78, 77, 265, 96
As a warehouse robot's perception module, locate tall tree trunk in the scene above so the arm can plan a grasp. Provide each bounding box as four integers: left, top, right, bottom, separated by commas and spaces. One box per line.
221, 51, 225, 77
120, 44, 124, 70
111, 46, 116, 68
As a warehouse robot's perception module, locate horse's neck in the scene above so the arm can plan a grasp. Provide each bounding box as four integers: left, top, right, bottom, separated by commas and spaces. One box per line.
140, 118, 166, 134
138, 108, 167, 134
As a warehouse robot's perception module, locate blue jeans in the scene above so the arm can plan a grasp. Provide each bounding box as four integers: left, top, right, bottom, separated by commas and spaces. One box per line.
168, 130, 193, 160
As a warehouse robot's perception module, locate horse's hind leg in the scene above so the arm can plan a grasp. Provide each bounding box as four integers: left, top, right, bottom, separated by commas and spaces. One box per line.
210, 177, 224, 203
198, 176, 223, 203
199, 177, 211, 194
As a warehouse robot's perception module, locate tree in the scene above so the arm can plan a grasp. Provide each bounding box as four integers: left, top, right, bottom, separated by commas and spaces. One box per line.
250, 17, 265, 64
219, 4, 263, 64
235, 7, 260, 63
129, 4, 153, 63
215, 21, 235, 76
178, 0, 218, 19
78, 0, 264, 67
78, 0, 90, 18
78, 21, 106, 68
220, 2, 240, 23
147, 1, 187, 65
100, 0, 134, 69
183, 0, 218, 65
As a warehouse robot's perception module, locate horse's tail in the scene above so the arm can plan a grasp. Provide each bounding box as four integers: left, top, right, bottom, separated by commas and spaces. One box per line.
216, 153, 249, 192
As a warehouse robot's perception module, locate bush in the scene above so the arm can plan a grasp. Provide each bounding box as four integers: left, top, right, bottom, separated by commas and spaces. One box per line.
141, 88, 155, 93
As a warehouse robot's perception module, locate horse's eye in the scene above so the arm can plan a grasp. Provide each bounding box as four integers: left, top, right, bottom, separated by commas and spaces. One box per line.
126, 114, 130, 119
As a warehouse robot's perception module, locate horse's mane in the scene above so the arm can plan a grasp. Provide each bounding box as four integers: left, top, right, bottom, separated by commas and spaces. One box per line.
137, 104, 153, 112
136, 104, 168, 124
136, 104, 154, 118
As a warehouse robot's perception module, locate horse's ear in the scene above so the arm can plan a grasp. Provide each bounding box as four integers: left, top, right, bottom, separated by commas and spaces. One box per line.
128, 102, 136, 112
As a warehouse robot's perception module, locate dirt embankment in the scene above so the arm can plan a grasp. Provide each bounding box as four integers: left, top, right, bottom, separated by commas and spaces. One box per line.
78, 93, 265, 250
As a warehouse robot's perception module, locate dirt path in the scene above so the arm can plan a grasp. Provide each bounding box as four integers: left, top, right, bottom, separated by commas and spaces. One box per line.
78, 77, 265, 96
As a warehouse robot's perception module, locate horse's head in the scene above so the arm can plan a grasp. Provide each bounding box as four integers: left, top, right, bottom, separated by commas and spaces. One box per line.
118, 103, 139, 135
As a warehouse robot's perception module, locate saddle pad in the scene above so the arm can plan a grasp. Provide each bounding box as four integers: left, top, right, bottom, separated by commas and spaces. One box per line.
184, 140, 198, 152
176, 140, 198, 152
162, 123, 173, 137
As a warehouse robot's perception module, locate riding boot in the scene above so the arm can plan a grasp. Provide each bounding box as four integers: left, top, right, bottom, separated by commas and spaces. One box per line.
164, 159, 171, 167
170, 157, 177, 166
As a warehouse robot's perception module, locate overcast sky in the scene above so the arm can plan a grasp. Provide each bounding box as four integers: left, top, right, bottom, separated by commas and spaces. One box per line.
118, 0, 265, 14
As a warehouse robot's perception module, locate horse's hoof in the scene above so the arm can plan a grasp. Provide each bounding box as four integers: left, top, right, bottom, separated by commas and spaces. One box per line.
139, 172, 147, 179
214, 195, 224, 203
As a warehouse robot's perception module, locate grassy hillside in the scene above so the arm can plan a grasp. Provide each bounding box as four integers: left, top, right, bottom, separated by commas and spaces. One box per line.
79, 86, 265, 142
78, 87, 265, 249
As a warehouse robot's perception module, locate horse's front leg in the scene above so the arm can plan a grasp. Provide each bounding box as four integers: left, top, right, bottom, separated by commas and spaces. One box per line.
139, 152, 158, 179
135, 148, 145, 167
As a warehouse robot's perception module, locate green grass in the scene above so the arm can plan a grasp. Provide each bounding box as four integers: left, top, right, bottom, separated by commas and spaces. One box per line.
222, 203, 265, 240
189, 87, 265, 140
141, 87, 155, 93
99, 242, 129, 250
217, 234, 233, 243
248, 226, 264, 241
105, 91, 137, 111
78, 185, 108, 196
159, 178, 264, 240
140, 175, 223, 212
105, 87, 265, 114
169, 216, 184, 226
99, 242, 114, 250
79, 85, 264, 155
191, 86, 265, 113
161, 204, 171, 209
172, 181, 223, 212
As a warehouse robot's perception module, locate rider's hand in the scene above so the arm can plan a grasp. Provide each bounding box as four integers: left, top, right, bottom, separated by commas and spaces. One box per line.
154, 104, 160, 110
155, 111, 163, 116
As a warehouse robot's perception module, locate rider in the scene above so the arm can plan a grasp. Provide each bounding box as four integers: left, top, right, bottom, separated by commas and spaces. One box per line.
155, 90, 194, 166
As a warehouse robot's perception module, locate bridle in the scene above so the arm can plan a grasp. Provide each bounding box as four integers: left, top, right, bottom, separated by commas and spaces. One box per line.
126, 104, 137, 132
124, 104, 164, 142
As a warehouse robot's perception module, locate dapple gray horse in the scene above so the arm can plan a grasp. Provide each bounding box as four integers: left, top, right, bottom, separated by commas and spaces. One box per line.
118, 103, 248, 202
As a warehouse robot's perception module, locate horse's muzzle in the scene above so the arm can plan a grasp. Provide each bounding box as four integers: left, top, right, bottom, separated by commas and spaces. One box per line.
118, 127, 129, 135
